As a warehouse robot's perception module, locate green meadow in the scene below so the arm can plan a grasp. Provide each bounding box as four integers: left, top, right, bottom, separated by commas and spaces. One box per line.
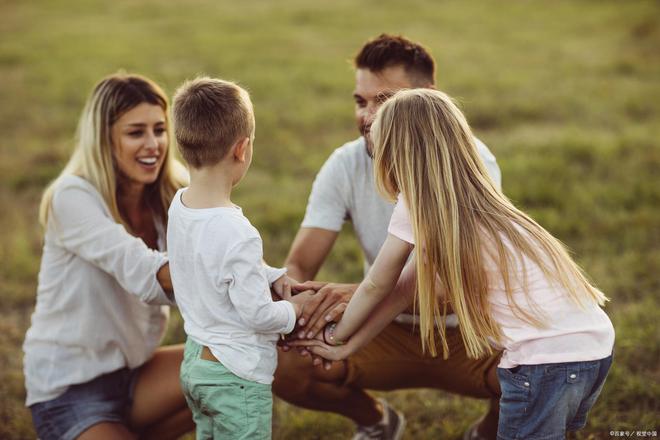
1, 0, 658, 438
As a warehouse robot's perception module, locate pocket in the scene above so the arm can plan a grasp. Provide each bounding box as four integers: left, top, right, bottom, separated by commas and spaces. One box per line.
499, 367, 532, 394
197, 380, 250, 436
497, 368, 532, 439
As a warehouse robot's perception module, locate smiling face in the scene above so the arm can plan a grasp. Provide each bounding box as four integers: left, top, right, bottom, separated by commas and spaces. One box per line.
111, 102, 168, 190
353, 65, 415, 156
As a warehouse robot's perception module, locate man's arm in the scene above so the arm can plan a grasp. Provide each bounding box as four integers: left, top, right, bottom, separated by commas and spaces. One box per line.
285, 227, 339, 282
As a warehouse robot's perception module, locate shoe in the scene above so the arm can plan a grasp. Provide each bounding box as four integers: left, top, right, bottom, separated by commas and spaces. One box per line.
352, 398, 406, 440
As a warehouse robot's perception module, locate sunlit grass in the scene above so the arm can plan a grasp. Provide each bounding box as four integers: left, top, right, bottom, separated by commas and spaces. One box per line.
1, 0, 658, 438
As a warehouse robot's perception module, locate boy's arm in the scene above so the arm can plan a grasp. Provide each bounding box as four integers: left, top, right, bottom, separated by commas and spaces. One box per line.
332, 234, 413, 342
223, 238, 297, 334
262, 261, 287, 285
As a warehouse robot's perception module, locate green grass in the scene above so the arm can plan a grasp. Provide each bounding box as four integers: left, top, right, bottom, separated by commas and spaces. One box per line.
1, 0, 659, 438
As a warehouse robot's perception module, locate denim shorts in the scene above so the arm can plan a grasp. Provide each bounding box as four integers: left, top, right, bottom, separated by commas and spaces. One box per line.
497, 354, 613, 440
29, 367, 140, 440
180, 338, 272, 440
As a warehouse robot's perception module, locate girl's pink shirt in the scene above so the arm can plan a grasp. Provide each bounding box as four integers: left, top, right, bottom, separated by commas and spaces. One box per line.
387, 194, 614, 367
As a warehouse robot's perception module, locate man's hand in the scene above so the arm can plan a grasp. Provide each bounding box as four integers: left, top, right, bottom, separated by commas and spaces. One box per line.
292, 281, 357, 339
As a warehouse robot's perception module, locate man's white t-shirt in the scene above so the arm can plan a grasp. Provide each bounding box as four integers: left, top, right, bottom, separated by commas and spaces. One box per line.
302, 136, 502, 272
168, 189, 296, 384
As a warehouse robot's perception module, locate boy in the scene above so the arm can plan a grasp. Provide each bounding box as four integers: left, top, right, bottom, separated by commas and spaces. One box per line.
168, 77, 309, 439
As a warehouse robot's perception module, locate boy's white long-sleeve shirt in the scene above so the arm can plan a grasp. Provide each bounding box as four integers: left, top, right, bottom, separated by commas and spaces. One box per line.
167, 189, 296, 384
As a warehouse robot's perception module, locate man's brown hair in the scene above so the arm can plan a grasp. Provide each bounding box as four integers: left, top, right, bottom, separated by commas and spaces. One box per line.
173, 77, 254, 168
354, 34, 435, 86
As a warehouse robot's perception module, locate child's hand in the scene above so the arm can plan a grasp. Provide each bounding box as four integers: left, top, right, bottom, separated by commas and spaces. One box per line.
272, 275, 299, 300
287, 289, 316, 318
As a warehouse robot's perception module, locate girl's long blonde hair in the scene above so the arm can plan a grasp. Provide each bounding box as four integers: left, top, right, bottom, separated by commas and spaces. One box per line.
372, 88, 607, 359
39, 73, 187, 232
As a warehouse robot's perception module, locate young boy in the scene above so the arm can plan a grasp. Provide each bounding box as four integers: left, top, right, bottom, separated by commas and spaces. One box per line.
168, 77, 309, 439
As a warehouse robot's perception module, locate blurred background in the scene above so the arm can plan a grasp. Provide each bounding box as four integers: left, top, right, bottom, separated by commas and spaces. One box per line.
1, 0, 658, 438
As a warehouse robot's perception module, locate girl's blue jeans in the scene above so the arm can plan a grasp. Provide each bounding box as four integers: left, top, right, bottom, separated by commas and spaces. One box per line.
496, 354, 613, 440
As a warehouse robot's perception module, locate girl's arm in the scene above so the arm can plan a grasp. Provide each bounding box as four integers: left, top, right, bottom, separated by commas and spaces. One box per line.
339, 253, 416, 354
332, 234, 413, 342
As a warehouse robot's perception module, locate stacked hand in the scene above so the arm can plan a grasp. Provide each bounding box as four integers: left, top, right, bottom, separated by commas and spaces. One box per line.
278, 281, 357, 369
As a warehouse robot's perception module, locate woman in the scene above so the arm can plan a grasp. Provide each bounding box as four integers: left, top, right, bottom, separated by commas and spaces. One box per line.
23, 73, 193, 439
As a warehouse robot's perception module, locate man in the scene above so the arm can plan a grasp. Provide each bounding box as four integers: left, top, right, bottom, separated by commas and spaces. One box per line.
274, 34, 502, 440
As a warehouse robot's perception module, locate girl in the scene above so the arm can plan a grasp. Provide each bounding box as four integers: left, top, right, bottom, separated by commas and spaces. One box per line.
24, 73, 193, 440
293, 88, 614, 440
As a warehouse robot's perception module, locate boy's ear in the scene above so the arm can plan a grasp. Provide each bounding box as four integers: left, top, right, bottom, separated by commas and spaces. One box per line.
233, 137, 250, 163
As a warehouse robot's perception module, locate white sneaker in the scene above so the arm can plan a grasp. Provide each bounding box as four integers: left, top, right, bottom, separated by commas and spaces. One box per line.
352, 398, 406, 440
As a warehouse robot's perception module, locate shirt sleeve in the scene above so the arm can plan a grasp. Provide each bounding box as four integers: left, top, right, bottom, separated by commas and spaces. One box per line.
301, 149, 351, 231
263, 263, 287, 285
49, 181, 173, 306
222, 238, 296, 334
387, 194, 415, 245
474, 137, 502, 191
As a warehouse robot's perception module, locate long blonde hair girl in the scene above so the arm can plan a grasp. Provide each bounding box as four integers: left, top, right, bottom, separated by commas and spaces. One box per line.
39, 73, 187, 232
372, 88, 607, 359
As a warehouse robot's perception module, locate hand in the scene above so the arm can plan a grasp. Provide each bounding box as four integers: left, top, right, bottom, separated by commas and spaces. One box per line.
271, 275, 299, 300
287, 338, 351, 366
292, 281, 357, 339
286, 289, 316, 318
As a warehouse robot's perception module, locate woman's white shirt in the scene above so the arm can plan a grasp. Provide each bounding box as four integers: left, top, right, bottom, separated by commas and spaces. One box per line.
23, 175, 173, 406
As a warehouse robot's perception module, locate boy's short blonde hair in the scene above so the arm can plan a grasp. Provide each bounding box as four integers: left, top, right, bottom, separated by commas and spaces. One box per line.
173, 77, 254, 168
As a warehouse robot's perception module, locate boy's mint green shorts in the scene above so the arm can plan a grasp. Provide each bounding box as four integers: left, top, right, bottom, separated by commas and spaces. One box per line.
180, 338, 272, 439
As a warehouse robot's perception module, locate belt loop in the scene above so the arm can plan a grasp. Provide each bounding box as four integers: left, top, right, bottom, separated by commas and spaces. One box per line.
193, 339, 203, 359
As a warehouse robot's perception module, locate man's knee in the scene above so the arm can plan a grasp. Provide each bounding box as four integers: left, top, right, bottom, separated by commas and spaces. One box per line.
273, 349, 313, 401
485, 361, 501, 398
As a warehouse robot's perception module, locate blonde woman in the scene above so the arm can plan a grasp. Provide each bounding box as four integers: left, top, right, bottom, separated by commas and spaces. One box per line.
23, 73, 193, 440
293, 89, 615, 439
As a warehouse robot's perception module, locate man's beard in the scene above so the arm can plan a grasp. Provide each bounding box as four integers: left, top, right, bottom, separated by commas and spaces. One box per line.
360, 124, 374, 158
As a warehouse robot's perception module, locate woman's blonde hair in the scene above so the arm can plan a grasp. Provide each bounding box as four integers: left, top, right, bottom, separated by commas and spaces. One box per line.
372, 88, 607, 359
39, 73, 187, 232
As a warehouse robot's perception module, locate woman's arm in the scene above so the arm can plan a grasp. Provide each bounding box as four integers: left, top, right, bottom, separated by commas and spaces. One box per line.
332, 234, 413, 342
156, 263, 173, 297
50, 180, 172, 305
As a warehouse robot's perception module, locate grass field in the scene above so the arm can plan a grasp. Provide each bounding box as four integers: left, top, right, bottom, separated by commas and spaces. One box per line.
1, 0, 659, 438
